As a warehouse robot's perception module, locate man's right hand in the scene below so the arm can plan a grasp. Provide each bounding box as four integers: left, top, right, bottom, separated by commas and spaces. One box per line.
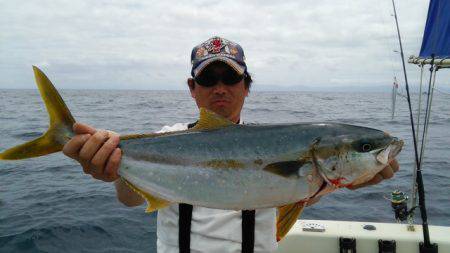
63, 123, 122, 182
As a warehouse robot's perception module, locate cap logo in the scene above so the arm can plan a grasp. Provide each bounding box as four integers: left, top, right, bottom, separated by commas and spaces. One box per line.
205, 37, 224, 54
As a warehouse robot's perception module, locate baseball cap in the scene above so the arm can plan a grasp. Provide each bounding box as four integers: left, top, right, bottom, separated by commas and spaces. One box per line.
191, 36, 247, 77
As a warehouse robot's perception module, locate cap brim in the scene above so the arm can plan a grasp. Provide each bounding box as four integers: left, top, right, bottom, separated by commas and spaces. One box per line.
194, 57, 245, 77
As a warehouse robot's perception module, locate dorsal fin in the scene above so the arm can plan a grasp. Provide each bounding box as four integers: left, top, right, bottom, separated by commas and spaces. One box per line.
192, 108, 235, 131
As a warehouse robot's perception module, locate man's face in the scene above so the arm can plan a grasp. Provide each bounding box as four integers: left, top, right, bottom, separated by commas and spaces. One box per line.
188, 62, 249, 123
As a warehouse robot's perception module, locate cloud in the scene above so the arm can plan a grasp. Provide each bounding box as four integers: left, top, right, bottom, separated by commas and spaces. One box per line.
1, 0, 448, 90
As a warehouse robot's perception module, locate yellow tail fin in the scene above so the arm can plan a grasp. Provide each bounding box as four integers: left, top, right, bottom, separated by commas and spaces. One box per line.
0, 66, 75, 160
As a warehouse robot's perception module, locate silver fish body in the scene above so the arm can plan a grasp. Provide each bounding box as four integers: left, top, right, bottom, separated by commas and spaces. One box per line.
118, 123, 403, 210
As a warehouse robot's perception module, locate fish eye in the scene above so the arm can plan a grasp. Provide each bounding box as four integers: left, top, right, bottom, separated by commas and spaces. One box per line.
351, 138, 377, 153
361, 143, 372, 152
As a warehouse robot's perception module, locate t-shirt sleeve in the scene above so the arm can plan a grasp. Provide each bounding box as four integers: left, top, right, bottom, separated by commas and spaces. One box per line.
157, 123, 189, 134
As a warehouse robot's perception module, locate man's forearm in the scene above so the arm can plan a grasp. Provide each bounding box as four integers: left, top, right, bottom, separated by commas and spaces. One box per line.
114, 178, 145, 207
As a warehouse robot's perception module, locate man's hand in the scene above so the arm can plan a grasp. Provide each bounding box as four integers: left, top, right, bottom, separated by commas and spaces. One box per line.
347, 159, 400, 190
63, 123, 121, 182
306, 159, 400, 206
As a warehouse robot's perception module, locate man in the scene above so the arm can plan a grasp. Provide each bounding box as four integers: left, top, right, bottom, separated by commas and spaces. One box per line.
62, 36, 399, 252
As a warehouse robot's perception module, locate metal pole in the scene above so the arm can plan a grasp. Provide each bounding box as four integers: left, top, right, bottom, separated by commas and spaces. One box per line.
419, 67, 438, 167
410, 65, 424, 213
391, 0, 432, 247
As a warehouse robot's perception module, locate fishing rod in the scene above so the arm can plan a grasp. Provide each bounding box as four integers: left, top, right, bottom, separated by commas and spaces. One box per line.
391, 0, 436, 251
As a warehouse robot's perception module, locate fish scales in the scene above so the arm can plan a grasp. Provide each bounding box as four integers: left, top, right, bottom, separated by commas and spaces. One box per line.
120, 161, 311, 210
121, 123, 355, 164
118, 123, 385, 210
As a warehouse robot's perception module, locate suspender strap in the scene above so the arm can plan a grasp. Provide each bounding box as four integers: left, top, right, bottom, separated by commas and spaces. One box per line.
179, 122, 255, 253
242, 210, 256, 253
179, 123, 196, 253
179, 203, 193, 253
187, 122, 197, 129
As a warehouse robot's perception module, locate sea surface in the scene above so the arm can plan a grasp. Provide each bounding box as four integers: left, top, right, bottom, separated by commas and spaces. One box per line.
0, 89, 449, 252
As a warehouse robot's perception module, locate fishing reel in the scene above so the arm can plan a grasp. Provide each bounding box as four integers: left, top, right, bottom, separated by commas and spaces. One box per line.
385, 190, 417, 223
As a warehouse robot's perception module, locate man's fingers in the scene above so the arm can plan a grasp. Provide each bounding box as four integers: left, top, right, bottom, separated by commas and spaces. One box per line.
80, 161, 91, 175
390, 159, 399, 172
90, 133, 120, 172
347, 174, 384, 190
62, 124, 122, 183
380, 165, 394, 179
63, 134, 91, 159
104, 148, 122, 182
368, 174, 384, 185
78, 131, 109, 169
73, 122, 97, 135
347, 159, 400, 190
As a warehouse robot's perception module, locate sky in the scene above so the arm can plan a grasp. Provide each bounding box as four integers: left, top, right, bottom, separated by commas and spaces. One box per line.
1, 0, 449, 91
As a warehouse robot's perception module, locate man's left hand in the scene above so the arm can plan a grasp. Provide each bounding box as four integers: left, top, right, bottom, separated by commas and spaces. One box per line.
302, 160, 399, 206
347, 159, 400, 190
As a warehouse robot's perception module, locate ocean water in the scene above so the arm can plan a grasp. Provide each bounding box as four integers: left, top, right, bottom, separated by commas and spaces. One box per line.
0, 89, 449, 253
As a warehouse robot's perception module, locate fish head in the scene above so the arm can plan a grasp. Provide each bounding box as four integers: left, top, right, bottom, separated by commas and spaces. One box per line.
313, 127, 403, 188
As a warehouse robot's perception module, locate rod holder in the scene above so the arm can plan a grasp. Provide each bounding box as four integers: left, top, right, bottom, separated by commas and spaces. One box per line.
419, 242, 438, 253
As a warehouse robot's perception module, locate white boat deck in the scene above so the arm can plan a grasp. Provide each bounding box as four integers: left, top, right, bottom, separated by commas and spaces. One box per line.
277, 219, 449, 253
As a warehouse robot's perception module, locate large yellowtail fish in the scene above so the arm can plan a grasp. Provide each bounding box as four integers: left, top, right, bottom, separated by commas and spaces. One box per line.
0, 67, 403, 240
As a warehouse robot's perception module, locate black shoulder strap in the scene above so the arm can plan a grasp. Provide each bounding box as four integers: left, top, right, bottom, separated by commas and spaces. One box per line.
240, 104, 253, 253
187, 122, 197, 129
179, 206, 256, 253
178, 122, 196, 253
178, 121, 255, 253
242, 210, 256, 253
179, 203, 193, 253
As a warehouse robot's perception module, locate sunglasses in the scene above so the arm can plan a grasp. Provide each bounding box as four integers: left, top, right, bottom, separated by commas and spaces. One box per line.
195, 69, 245, 87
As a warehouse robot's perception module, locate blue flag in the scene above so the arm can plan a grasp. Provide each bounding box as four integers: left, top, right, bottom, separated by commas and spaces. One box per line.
419, 0, 450, 58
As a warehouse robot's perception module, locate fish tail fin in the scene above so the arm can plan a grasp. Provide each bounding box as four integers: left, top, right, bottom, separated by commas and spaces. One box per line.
0, 66, 75, 160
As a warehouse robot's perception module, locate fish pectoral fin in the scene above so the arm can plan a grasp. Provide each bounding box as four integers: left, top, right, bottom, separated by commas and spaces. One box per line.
263, 160, 309, 178
122, 179, 171, 213
192, 108, 235, 131
276, 201, 307, 241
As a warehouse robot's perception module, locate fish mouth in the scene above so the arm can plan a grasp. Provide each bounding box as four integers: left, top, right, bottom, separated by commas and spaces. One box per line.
388, 138, 404, 159
376, 137, 404, 165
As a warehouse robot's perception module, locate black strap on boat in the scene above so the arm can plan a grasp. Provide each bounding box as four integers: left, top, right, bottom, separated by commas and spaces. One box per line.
339, 237, 356, 253
378, 239, 396, 253
178, 121, 255, 253
242, 210, 256, 253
